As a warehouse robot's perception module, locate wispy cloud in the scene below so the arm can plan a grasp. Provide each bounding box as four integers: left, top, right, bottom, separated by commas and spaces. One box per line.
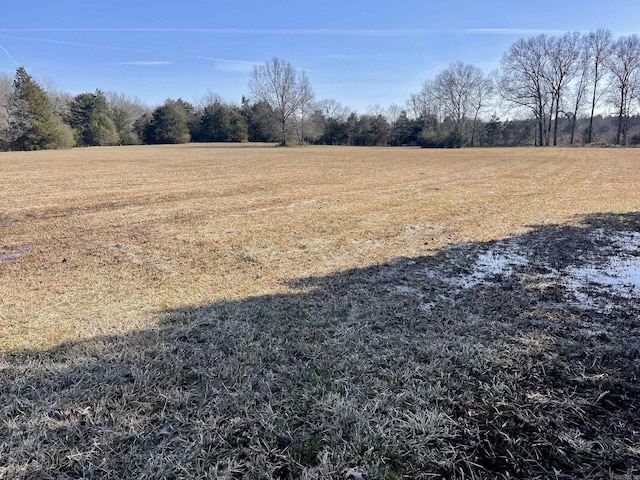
464, 28, 572, 35
0, 27, 574, 37
0, 28, 435, 36
198, 56, 261, 72
0, 43, 19, 66
118, 61, 172, 66
0, 34, 151, 53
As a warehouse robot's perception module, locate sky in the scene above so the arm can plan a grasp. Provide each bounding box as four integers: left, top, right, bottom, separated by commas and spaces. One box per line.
1, 0, 639, 112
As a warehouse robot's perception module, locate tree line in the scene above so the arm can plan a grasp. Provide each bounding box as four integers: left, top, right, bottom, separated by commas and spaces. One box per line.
1, 28, 640, 151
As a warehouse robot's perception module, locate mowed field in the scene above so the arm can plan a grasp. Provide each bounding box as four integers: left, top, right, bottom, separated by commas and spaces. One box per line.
1, 145, 640, 478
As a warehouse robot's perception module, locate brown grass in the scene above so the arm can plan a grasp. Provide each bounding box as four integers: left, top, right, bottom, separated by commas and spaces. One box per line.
1, 145, 639, 478
2, 145, 638, 351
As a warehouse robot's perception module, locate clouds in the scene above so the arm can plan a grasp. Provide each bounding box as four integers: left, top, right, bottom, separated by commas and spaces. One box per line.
197, 56, 261, 73
0, 34, 151, 53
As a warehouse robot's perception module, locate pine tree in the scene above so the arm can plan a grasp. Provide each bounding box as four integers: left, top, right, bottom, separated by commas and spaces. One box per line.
199, 102, 248, 142
144, 100, 191, 144
8, 67, 74, 150
68, 90, 118, 146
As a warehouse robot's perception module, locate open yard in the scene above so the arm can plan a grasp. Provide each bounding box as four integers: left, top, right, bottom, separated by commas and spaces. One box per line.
1, 145, 639, 478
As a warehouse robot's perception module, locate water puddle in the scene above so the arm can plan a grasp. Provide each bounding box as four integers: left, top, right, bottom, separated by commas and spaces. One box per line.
451, 248, 528, 288
425, 242, 529, 289
561, 231, 640, 309
400, 228, 640, 313
0, 244, 34, 263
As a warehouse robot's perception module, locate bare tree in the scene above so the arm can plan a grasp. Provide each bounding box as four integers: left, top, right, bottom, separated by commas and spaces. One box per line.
469, 75, 494, 147
366, 104, 386, 117
408, 80, 446, 128
318, 98, 350, 122
405, 91, 429, 119
432, 61, 491, 144
248, 58, 313, 146
499, 35, 551, 146
0, 73, 11, 122
543, 32, 581, 145
104, 92, 148, 128
386, 104, 401, 125
585, 29, 613, 143
386, 103, 402, 142
606, 35, 640, 145
41, 78, 73, 120
567, 41, 591, 144
197, 89, 225, 109
0, 72, 12, 147
293, 90, 315, 144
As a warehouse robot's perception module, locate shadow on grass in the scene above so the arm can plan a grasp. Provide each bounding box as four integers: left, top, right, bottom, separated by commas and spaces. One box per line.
2, 213, 640, 479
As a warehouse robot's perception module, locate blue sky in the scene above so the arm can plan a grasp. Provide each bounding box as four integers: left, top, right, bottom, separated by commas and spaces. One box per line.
1, 0, 639, 112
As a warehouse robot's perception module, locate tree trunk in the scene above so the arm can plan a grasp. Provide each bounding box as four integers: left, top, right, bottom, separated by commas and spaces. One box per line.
281, 120, 287, 146
616, 91, 624, 145
553, 101, 560, 147
553, 96, 560, 146
537, 117, 544, 147
546, 96, 555, 146
537, 95, 544, 147
587, 65, 599, 144
470, 107, 481, 147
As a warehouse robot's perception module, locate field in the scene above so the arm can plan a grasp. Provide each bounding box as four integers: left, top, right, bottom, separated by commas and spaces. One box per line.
1, 144, 639, 478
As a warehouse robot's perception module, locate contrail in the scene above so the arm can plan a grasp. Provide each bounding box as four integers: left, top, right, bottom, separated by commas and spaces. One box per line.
0, 34, 152, 53
0, 28, 434, 36
0, 43, 19, 66
197, 56, 261, 65
0, 27, 573, 37
0, 27, 585, 40
465, 28, 574, 35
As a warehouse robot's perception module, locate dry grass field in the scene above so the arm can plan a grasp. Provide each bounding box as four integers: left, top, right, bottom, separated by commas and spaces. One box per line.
1, 144, 639, 478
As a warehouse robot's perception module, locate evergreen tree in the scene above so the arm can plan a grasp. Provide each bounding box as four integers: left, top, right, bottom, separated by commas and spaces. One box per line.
241, 97, 279, 142
227, 108, 249, 142
67, 90, 118, 146
7, 67, 74, 150
483, 114, 502, 147
110, 106, 141, 145
390, 111, 419, 146
199, 102, 248, 142
144, 100, 191, 144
